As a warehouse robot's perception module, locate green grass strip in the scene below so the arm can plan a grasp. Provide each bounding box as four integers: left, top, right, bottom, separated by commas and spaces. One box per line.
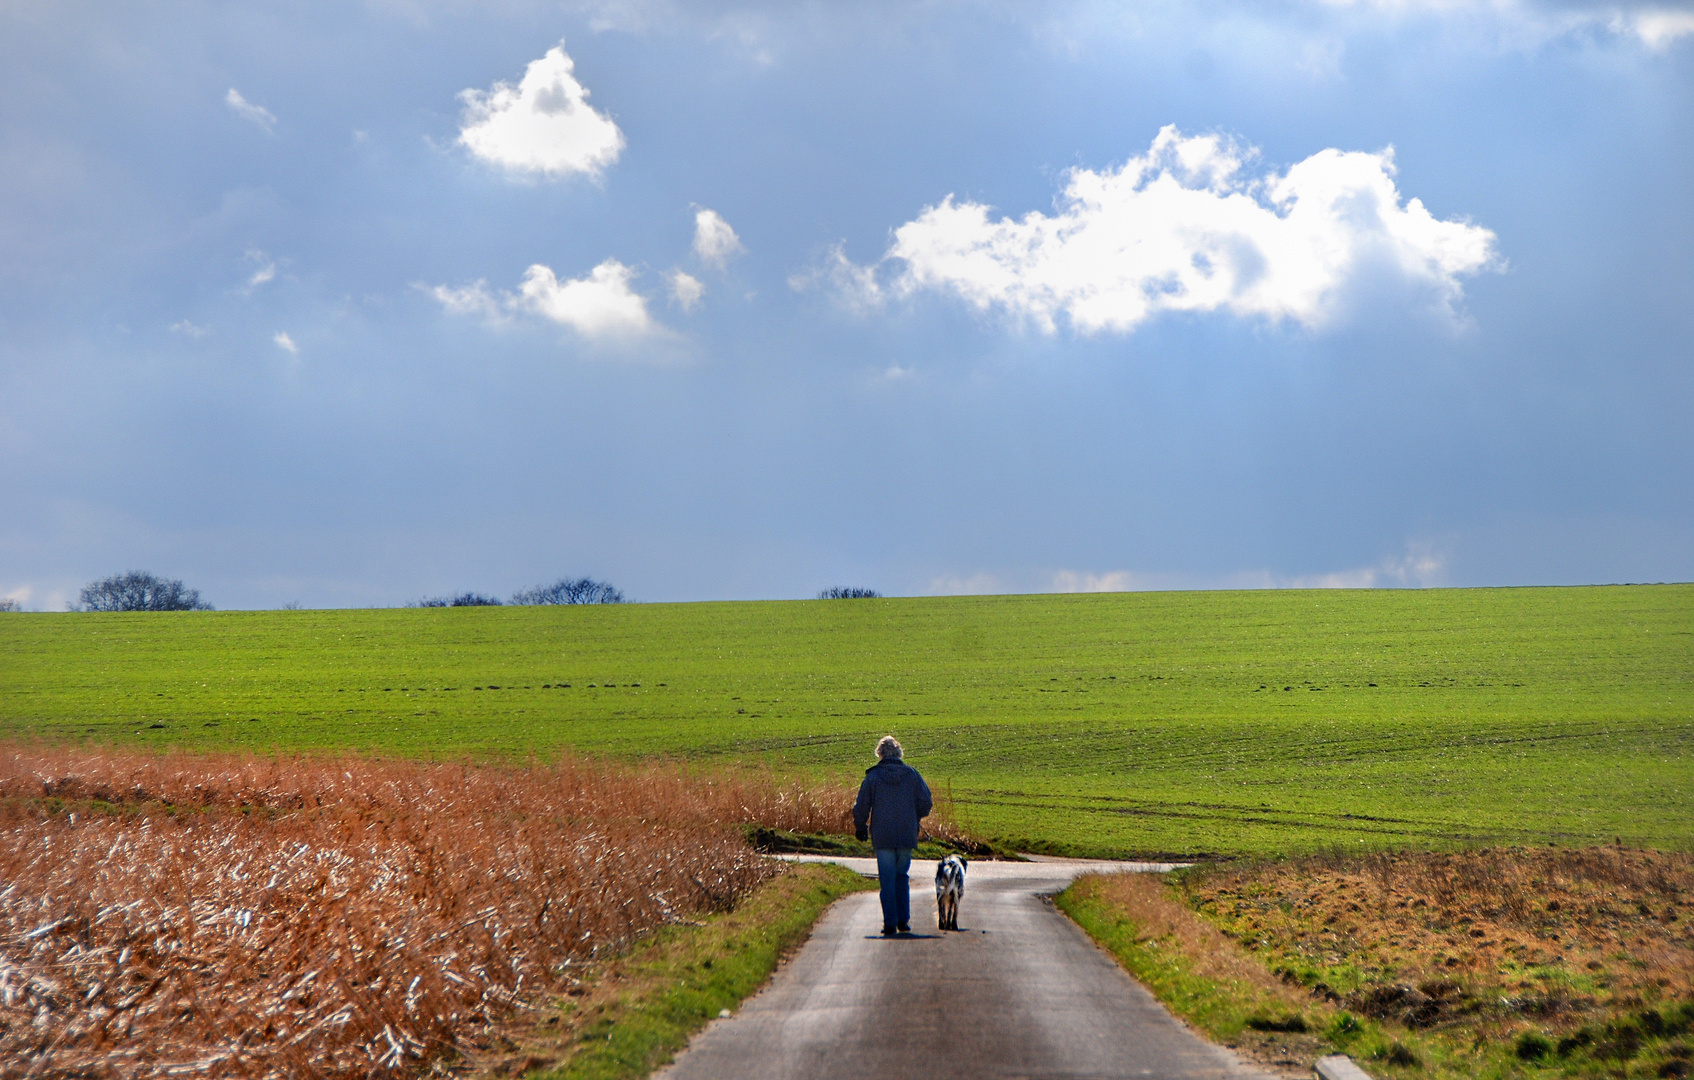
1055, 877, 1305, 1040
543, 861, 873, 1080
1055, 875, 1434, 1076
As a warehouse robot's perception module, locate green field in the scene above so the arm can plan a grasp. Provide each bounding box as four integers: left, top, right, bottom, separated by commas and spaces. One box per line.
3, 586, 1690, 857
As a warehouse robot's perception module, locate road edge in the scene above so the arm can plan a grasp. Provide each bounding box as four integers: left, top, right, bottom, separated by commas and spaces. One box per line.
467, 861, 876, 1080
1055, 871, 1389, 1079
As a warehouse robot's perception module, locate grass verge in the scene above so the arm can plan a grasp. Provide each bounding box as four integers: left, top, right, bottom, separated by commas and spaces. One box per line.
461, 861, 874, 1080
1057, 872, 1353, 1075
1058, 848, 1694, 1079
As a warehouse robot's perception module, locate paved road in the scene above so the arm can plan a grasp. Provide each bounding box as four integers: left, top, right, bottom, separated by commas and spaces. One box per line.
657, 856, 1280, 1080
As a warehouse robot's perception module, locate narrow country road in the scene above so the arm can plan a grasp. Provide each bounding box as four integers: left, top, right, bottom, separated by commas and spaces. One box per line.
657, 856, 1281, 1080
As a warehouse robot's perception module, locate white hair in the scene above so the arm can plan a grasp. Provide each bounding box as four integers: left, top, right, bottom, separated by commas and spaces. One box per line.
875, 735, 903, 761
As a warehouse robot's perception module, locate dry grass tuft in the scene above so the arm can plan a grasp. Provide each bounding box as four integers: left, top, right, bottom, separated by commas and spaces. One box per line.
0, 746, 864, 1080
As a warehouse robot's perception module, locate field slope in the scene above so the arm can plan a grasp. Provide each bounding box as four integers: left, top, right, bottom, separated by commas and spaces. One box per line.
3, 585, 1690, 856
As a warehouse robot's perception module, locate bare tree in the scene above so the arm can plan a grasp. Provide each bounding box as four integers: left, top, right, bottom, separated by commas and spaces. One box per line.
76, 572, 213, 612
818, 587, 880, 599
511, 578, 625, 605
0, 599, 19, 613
411, 593, 503, 608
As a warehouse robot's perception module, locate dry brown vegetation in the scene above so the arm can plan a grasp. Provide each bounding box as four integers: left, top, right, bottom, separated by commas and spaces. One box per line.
0, 746, 901, 1080
1189, 847, 1694, 1020
1185, 846, 1694, 1074
1067, 871, 1299, 1004
1064, 848, 1694, 1078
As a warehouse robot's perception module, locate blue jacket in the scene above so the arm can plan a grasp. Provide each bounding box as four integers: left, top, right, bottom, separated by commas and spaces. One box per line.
853, 759, 933, 850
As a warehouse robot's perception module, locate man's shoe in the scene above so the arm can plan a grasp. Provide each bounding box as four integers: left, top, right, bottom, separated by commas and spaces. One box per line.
881, 925, 895, 936
896, 922, 910, 934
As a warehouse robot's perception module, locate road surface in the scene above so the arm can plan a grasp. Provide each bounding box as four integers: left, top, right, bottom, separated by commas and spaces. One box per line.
657, 856, 1281, 1080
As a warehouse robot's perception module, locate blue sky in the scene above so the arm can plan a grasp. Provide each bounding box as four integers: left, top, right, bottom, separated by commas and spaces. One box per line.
2, 0, 1691, 609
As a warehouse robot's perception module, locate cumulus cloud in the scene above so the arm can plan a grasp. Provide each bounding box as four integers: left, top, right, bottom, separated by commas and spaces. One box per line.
428, 259, 657, 338
847, 125, 1499, 334
169, 319, 211, 338
518, 260, 652, 335
806, 127, 1499, 334
692, 208, 745, 267
225, 89, 276, 133
668, 270, 705, 311
273, 331, 298, 355
458, 42, 625, 180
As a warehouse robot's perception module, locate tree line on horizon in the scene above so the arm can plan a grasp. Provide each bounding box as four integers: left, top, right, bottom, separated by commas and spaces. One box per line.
18, 572, 886, 612
412, 577, 626, 608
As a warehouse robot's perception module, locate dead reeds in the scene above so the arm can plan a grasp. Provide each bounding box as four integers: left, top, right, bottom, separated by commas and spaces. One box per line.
0, 746, 871, 1080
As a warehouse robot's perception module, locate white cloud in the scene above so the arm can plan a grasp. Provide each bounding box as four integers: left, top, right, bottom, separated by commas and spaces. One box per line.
668, 270, 705, 311
273, 331, 298, 355
457, 42, 625, 180
427, 280, 508, 322
225, 89, 276, 133
789, 242, 886, 313
1627, 7, 1694, 48
692, 207, 745, 267
519, 260, 652, 336
858, 125, 1499, 334
1309, 0, 1694, 49
1050, 570, 1143, 593
169, 319, 211, 338
238, 249, 279, 295
429, 259, 657, 338
1048, 543, 1450, 594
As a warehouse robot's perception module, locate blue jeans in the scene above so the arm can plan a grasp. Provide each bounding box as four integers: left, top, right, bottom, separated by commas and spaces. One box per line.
875, 848, 913, 928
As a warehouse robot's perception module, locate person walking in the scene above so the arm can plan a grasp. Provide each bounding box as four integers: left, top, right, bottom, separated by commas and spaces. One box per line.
853, 735, 933, 935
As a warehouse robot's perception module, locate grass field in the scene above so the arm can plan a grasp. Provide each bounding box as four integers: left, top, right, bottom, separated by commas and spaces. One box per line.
3, 585, 1690, 857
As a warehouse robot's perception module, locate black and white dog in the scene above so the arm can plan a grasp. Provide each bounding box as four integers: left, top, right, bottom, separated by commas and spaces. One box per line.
935, 855, 967, 931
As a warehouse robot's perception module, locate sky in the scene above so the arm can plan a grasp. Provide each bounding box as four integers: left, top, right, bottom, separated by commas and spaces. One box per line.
2, 0, 1691, 610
